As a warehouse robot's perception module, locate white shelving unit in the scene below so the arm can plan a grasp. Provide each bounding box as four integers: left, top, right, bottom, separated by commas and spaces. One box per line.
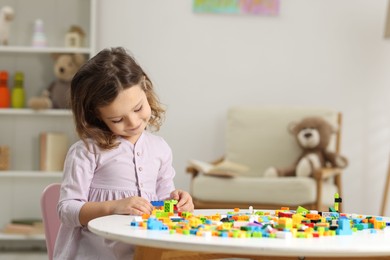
0, 0, 96, 246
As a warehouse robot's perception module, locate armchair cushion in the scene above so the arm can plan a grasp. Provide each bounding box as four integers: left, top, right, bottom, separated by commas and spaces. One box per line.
192, 175, 337, 206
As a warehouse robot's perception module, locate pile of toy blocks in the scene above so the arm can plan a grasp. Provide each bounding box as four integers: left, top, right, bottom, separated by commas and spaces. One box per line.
129, 200, 390, 239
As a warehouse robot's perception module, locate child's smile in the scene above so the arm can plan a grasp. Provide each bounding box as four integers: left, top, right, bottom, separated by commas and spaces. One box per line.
99, 85, 152, 144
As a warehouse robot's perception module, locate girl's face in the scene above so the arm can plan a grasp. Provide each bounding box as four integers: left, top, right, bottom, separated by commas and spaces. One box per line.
98, 85, 152, 144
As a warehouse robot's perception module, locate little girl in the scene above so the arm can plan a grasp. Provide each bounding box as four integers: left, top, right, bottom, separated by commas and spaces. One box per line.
54, 47, 194, 259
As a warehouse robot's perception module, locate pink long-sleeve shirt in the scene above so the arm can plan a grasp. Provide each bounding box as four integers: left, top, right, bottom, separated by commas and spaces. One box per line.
53, 131, 176, 259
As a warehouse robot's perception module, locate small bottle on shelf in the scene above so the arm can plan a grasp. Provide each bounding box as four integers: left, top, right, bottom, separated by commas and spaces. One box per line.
0, 71, 10, 108
32, 19, 47, 47
11, 72, 25, 108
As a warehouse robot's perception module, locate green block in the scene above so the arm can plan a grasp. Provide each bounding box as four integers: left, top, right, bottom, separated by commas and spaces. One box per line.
296, 206, 309, 214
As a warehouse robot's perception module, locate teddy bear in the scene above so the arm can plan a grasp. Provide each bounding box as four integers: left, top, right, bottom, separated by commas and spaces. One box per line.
28, 53, 86, 109
263, 116, 348, 178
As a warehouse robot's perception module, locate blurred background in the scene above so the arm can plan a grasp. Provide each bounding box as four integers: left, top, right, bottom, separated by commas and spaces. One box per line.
95, 0, 390, 215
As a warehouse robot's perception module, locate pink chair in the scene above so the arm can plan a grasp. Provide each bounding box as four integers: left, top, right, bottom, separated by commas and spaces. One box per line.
41, 183, 61, 260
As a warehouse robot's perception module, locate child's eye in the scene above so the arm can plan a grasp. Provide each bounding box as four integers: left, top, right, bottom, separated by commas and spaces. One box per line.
112, 118, 123, 124
135, 106, 143, 112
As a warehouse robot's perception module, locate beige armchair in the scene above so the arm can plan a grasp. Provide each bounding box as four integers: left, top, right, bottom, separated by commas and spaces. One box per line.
187, 106, 344, 212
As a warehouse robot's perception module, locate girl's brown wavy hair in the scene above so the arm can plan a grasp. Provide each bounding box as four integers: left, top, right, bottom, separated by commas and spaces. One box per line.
70, 47, 165, 150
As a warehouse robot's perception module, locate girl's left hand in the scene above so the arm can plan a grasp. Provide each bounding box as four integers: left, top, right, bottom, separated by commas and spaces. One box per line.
170, 189, 194, 212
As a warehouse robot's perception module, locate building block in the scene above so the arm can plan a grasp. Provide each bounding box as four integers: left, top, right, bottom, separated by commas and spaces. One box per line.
151, 200, 164, 207
129, 199, 390, 241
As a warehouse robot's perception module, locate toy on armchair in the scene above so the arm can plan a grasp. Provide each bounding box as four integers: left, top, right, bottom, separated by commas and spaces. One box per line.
28, 53, 86, 109
264, 116, 348, 178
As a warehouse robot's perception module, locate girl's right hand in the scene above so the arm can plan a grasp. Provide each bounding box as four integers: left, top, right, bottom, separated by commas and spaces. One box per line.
113, 196, 153, 216
79, 196, 153, 225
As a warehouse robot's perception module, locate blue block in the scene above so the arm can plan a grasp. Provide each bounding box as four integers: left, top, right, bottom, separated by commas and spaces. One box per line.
147, 218, 167, 230
336, 218, 353, 235
151, 201, 164, 207
220, 232, 229, 237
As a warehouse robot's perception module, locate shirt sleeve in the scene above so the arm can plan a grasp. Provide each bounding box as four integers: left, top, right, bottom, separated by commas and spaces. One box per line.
156, 138, 176, 200
57, 141, 97, 227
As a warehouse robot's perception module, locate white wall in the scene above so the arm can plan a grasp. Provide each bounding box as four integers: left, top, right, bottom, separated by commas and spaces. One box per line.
96, 0, 390, 215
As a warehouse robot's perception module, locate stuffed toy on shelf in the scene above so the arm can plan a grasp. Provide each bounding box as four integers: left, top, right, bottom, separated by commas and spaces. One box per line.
264, 116, 348, 178
0, 6, 15, 45
28, 53, 86, 110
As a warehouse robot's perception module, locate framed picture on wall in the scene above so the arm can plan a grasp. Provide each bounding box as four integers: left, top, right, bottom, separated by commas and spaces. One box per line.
193, 0, 280, 16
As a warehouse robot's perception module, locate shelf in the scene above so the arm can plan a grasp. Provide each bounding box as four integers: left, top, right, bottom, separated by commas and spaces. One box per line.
0, 0, 95, 242
0, 46, 92, 54
0, 171, 63, 178
0, 233, 45, 241
0, 108, 72, 116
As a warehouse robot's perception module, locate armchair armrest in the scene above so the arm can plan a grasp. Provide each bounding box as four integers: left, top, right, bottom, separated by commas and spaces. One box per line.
186, 165, 199, 177
314, 167, 344, 211
314, 167, 343, 180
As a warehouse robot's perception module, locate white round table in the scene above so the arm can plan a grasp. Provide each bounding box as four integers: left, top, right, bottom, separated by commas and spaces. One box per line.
88, 209, 390, 259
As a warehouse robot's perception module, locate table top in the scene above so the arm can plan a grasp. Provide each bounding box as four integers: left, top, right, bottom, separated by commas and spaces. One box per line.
88, 209, 390, 257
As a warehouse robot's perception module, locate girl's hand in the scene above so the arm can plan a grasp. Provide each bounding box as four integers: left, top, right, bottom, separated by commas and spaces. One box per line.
113, 196, 153, 216
170, 189, 194, 212
79, 196, 153, 225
